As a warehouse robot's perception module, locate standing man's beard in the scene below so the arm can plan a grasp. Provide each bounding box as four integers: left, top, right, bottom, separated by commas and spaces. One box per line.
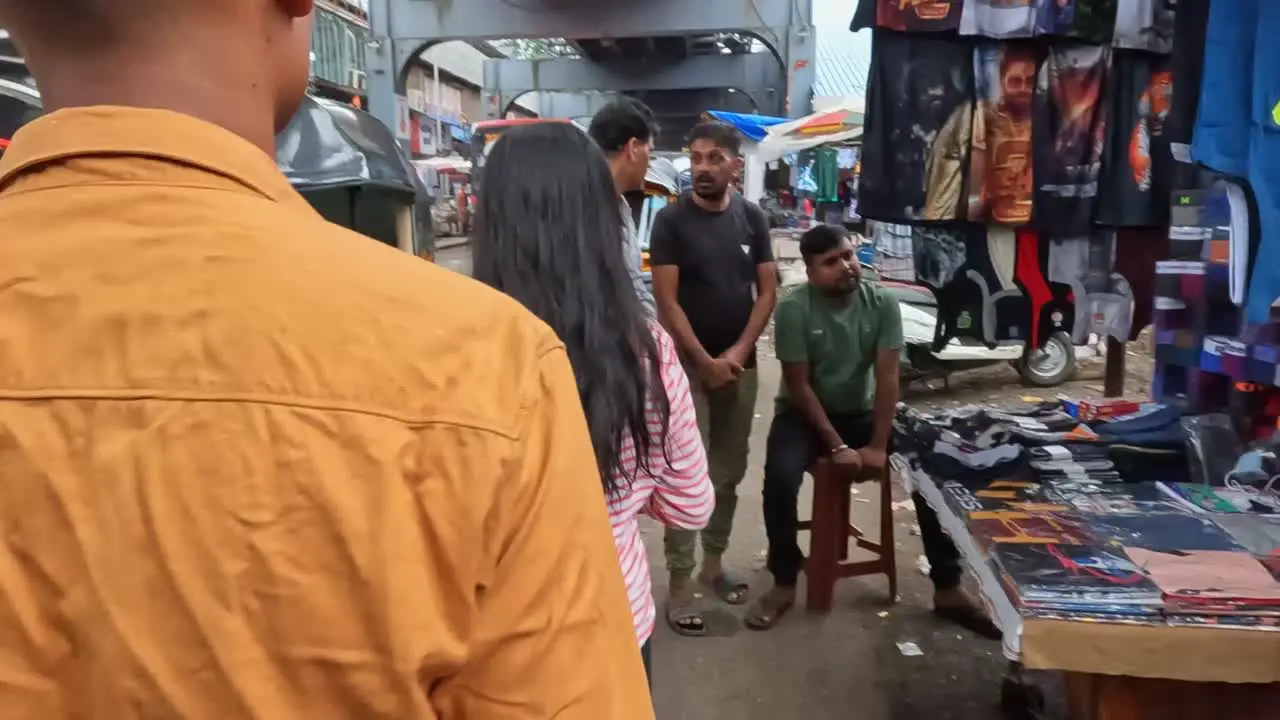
694, 173, 727, 201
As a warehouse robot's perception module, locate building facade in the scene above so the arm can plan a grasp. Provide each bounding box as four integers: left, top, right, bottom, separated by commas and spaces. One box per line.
310, 0, 371, 108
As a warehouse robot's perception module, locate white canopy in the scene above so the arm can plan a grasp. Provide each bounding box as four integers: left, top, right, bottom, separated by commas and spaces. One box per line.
755, 99, 864, 163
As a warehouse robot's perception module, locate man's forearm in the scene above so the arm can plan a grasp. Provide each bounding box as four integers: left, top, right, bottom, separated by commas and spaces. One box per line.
734, 287, 777, 353
869, 373, 899, 451
791, 385, 844, 452
658, 299, 713, 366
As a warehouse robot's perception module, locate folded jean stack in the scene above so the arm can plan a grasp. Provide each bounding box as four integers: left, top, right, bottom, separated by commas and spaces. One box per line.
894, 398, 1280, 627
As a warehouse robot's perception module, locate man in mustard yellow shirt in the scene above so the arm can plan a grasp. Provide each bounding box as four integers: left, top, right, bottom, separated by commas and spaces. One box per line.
0, 1, 652, 717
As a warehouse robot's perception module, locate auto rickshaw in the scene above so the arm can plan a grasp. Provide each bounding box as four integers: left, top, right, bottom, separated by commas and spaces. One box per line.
626, 155, 682, 292
275, 94, 435, 261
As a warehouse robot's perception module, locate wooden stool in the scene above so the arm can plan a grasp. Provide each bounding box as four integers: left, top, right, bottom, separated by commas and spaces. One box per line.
798, 459, 898, 613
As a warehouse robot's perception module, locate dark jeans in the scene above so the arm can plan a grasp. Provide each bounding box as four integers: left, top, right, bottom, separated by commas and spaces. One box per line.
762, 408, 963, 590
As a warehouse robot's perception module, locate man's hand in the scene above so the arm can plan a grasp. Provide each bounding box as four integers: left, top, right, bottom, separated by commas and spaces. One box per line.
831, 447, 863, 476
698, 357, 742, 389
857, 447, 887, 478
720, 343, 751, 371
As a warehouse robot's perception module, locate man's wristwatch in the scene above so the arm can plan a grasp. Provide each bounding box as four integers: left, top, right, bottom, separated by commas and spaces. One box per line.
830, 443, 850, 455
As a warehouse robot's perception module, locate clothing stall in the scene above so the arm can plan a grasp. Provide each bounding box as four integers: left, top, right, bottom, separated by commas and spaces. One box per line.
849, 1, 1280, 718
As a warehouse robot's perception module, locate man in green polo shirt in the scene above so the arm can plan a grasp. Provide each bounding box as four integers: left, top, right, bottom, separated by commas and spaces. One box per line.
745, 225, 1000, 639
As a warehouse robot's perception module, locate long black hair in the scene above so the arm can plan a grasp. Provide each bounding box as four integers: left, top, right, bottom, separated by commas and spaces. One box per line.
471, 122, 670, 497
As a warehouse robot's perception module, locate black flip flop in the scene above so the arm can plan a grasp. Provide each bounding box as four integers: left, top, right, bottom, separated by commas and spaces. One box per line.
934, 605, 1003, 641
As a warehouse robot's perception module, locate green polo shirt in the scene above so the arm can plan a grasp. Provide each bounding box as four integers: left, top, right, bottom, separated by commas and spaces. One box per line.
774, 280, 903, 414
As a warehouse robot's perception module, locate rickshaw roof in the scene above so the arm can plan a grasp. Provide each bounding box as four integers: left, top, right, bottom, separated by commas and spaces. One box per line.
275, 94, 425, 198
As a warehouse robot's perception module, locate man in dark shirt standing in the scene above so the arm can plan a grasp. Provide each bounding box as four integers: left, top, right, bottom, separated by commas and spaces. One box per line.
650, 121, 778, 636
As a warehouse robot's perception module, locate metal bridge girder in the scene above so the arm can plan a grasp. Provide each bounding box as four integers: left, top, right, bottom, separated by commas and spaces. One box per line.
483, 53, 784, 119
367, 0, 815, 132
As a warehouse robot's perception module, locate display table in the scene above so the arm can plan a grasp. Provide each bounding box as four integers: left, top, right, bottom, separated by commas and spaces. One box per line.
891, 456, 1280, 720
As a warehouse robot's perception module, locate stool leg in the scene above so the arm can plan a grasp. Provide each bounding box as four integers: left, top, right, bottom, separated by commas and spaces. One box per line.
806, 470, 838, 613
881, 468, 898, 603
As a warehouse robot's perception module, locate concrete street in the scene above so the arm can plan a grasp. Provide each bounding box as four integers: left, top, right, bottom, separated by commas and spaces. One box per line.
430, 242, 1153, 719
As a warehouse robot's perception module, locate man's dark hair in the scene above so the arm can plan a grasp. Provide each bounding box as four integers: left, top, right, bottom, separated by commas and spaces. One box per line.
686, 121, 742, 156
587, 97, 656, 154
799, 224, 848, 264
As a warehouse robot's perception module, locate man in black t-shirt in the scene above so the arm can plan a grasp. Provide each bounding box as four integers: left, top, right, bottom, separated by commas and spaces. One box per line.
650, 121, 777, 637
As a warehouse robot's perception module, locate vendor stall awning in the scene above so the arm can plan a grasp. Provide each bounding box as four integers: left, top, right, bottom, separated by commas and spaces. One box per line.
705, 110, 788, 142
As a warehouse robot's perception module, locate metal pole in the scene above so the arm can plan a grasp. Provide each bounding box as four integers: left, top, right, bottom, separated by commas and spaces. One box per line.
434, 62, 442, 156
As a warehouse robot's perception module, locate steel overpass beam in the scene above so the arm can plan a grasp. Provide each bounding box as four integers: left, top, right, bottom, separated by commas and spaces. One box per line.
483, 53, 784, 119
533, 92, 618, 120
367, 0, 814, 132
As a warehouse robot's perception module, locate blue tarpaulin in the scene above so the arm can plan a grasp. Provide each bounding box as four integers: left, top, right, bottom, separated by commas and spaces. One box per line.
705, 110, 788, 142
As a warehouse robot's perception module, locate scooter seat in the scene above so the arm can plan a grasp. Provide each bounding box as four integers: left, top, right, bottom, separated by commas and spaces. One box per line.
880, 280, 937, 308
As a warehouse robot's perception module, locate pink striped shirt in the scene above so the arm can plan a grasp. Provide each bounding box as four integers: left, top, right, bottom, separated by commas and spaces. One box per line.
607, 324, 713, 645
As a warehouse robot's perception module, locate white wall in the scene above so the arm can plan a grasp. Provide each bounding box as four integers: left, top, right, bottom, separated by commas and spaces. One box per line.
420, 42, 538, 115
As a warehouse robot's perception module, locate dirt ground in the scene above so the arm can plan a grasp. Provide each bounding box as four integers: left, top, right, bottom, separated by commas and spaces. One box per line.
436, 244, 1158, 719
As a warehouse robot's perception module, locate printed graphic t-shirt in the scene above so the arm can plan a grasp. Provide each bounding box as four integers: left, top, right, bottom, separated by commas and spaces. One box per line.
648, 194, 774, 367
876, 0, 963, 31
1167, 0, 1210, 149
1033, 44, 1111, 236
1096, 51, 1173, 227
1034, 0, 1074, 35
1066, 0, 1117, 42
1112, 0, 1176, 54
960, 0, 1038, 39
968, 43, 1037, 226
859, 30, 973, 223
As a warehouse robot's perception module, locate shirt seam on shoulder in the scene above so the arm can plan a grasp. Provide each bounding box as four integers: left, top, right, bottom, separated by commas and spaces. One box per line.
0, 180, 276, 202
0, 387, 520, 439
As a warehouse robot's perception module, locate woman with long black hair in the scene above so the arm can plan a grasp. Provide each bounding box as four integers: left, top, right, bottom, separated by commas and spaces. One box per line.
472, 122, 713, 685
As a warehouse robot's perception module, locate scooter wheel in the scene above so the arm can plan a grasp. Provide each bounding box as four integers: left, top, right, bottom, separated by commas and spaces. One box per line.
1018, 331, 1076, 388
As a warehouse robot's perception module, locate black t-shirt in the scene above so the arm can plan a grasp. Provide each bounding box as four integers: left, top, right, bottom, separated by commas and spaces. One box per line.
1096, 50, 1173, 227
1066, 0, 1117, 43
1033, 44, 1111, 236
859, 30, 974, 223
850, 0, 875, 32
649, 194, 774, 367
1167, 0, 1209, 148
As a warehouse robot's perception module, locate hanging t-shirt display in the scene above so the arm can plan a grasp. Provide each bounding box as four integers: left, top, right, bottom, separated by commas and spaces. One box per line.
1015, 228, 1073, 349
1112, 0, 1176, 54
1048, 231, 1135, 343
960, 0, 1039, 39
1167, 0, 1209, 150
1034, 0, 1073, 35
917, 225, 1026, 350
859, 31, 974, 223
1114, 228, 1170, 340
1033, 45, 1111, 236
968, 43, 1037, 226
914, 226, 969, 289
984, 227, 1030, 344
1065, 0, 1116, 43
1095, 51, 1173, 227
875, 0, 962, 31
814, 146, 840, 203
